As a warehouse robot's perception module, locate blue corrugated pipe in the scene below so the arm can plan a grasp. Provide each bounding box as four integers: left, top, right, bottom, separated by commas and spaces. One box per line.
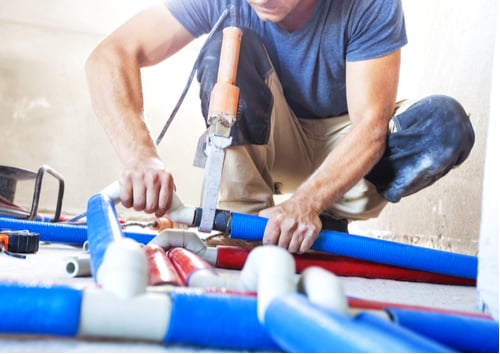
164, 290, 278, 350
0, 282, 82, 337
229, 212, 477, 279
264, 292, 453, 352
0, 216, 155, 246
86, 193, 125, 278
387, 308, 499, 353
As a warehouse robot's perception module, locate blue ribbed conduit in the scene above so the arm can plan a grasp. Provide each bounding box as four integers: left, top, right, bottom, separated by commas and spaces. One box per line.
387, 308, 499, 353
264, 292, 452, 352
164, 290, 278, 350
86, 193, 125, 278
0, 282, 82, 337
0, 216, 155, 246
229, 212, 477, 279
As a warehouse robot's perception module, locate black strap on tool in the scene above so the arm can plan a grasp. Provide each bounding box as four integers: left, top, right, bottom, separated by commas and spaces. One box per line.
0, 230, 40, 259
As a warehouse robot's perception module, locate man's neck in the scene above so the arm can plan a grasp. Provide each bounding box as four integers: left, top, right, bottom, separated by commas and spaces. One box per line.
278, 0, 318, 32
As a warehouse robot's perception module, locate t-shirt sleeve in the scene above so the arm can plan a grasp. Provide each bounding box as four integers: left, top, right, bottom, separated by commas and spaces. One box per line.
346, 0, 407, 61
163, 0, 225, 38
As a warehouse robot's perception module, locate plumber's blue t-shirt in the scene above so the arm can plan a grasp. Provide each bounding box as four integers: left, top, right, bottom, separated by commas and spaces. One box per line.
164, 0, 407, 119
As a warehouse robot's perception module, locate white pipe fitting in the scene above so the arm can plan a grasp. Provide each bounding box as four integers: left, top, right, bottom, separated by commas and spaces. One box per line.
97, 238, 148, 299
79, 287, 171, 341
298, 266, 349, 315
148, 229, 217, 265
239, 245, 297, 323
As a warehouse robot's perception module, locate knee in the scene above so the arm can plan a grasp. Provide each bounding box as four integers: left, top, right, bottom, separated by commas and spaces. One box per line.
425, 95, 475, 165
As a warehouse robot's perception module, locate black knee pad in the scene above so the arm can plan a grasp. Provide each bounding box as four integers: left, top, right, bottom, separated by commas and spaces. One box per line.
366, 95, 475, 202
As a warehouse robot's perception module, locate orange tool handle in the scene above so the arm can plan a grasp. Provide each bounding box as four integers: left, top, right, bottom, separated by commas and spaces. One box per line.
208, 27, 243, 118
217, 27, 243, 85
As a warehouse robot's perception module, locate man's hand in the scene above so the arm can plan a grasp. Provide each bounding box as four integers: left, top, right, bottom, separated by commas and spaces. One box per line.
119, 157, 175, 218
259, 198, 322, 254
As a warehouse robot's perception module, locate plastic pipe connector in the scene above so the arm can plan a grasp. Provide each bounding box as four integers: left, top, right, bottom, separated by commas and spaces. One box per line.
148, 229, 217, 265
79, 287, 171, 341
96, 237, 148, 298
298, 266, 349, 315
239, 245, 297, 322
86, 193, 148, 298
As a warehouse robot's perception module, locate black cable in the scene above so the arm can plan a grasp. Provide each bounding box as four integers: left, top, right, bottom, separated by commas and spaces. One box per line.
155, 7, 231, 145
0, 242, 27, 259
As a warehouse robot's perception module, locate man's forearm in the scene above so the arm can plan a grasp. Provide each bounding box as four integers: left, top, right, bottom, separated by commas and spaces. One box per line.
292, 117, 388, 213
85, 48, 160, 167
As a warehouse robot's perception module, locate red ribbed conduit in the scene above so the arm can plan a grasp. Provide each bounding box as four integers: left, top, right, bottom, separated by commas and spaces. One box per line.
216, 245, 476, 286
167, 247, 216, 286
144, 244, 183, 286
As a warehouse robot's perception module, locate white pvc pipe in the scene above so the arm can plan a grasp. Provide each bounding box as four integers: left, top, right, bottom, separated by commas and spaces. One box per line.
79, 287, 171, 341
298, 266, 349, 315
188, 268, 242, 290
239, 245, 297, 323
65, 255, 91, 278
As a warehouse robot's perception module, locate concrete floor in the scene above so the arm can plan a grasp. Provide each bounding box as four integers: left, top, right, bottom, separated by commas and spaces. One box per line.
0, 231, 479, 353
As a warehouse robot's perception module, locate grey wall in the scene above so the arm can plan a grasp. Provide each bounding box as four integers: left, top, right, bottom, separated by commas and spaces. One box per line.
0, 0, 496, 255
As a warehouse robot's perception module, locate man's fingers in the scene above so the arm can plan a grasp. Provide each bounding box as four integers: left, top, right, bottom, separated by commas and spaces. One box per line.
263, 213, 283, 245
277, 217, 295, 249
132, 178, 146, 211
259, 208, 321, 254
156, 179, 174, 217
298, 228, 317, 254
119, 176, 134, 208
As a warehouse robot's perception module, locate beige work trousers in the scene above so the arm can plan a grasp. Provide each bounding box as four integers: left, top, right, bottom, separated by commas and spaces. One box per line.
218, 71, 410, 221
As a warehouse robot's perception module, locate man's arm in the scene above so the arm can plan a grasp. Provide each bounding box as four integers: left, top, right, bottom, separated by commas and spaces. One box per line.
85, 4, 195, 216
260, 50, 401, 253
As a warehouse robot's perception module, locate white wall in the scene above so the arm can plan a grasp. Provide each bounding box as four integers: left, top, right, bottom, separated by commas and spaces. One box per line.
477, 1, 499, 320
0, 0, 496, 255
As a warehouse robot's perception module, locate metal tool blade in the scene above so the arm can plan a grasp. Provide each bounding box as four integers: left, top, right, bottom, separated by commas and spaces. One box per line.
198, 135, 232, 232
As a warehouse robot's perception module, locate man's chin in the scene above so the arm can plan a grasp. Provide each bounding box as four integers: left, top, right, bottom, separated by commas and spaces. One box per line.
255, 12, 285, 24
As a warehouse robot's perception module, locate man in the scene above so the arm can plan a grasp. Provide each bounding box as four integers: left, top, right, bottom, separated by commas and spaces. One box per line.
85, 0, 475, 254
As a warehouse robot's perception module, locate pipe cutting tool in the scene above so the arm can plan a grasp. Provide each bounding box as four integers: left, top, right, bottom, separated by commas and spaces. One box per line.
198, 27, 243, 232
